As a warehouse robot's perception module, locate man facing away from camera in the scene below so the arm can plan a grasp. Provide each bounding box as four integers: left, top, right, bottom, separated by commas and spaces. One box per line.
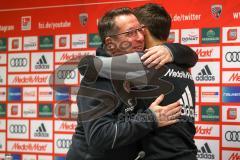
67, 4, 197, 160
131, 3, 197, 160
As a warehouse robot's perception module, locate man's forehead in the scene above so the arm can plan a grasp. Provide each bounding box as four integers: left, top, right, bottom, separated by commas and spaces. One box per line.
114, 14, 140, 30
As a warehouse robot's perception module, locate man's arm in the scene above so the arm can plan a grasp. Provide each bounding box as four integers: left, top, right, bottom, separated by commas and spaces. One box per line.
164, 43, 198, 67
141, 43, 198, 69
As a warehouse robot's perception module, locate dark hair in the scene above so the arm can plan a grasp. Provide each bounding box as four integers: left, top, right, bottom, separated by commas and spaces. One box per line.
98, 7, 134, 44
134, 3, 171, 41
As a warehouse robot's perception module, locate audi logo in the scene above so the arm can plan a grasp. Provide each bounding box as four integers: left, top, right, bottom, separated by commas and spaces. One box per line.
57, 70, 76, 79
10, 58, 28, 67
9, 124, 27, 134
56, 139, 72, 148
225, 131, 240, 142
225, 52, 240, 62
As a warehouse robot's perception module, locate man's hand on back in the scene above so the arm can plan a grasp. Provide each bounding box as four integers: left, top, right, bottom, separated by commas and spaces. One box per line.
141, 45, 173, 69
149, 94, 181, 127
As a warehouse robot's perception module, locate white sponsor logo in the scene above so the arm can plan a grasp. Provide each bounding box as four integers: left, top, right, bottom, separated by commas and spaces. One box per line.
172, 13, 201, 22
222, 106, 239, 122
222, 125, 240, 148
195, 105, 199, 122
179, 86, 194, 119
222, 46, 240, 68
71, 87, 79, 102
54, 134, 72, 154
192, 62, 220, 84
0, 132, 6, 151
195, 86, 199, 103
223, 71, 240, 84
0, 87, 6, 101
195, 124, 219, 137
55, 35, 70, 49
0, 67, 6, 85
54, 120, 77, 132
30, 120, 53, 140
7, 103, 21, 117
195, 139, 219, 160
23, 87, 37, 101
72, 34, 87, 48
38, 21, 71, 30
38, 87, 53, 101
168, 29, 179, 43
164, 69, 193, 80
0, 154, 4, 159
192, 46, 220, 59
21, 16, 31, 31
55, 65, 79, 85
22, 154, 37, 160
0, 119, 6, 130
8, 73, 52, 85
7, 119, 29, 139
24, 36, 38, 50
0, 53, 6, 64
54, 103, 70, 118
222, 150, 240, 160
8, 53, 30, 72
201, 86, 220, 102
0, 25, 14, 32
181, 28, 199, 44
55, 50, 95, 63
23, 103, 37, 118
8, 37, 22, 51
222, 27, 240, 43
71, 103, 78, 118
38, 155, 53, 160
7, 141, 52, 153
31, 52, 53, 72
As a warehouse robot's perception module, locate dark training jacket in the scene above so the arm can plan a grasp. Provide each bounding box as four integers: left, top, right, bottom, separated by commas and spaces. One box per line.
66, 43, 198, 160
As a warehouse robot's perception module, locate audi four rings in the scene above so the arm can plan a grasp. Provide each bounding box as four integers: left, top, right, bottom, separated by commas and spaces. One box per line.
10, 58, 28, 67
225, 131, 240, 142
225, 52, 240, 62
57, 70, 76, 79
9, 124, 27, 134
56, 139, 72, 148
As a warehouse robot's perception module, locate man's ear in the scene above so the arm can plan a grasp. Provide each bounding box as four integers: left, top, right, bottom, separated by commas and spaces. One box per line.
105, 37, 112, 47
105, 37, 116, 53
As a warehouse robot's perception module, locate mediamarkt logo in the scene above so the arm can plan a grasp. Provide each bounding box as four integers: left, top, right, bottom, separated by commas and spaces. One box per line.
12, 143, 47, 151
12, 75, 48, 83
228, 73, 240, 82
60, 122, 77, 130
196, 126, 212, 135
164, 69, 193, 80
229, 153, 240, 160
196, 48, 213, 57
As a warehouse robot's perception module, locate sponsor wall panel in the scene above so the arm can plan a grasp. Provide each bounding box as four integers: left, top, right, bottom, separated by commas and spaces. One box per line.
196, 139, 220, 160
0, 0, 240, 159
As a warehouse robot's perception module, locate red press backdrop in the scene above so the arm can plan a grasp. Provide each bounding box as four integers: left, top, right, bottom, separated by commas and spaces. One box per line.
0, 0, 240, 159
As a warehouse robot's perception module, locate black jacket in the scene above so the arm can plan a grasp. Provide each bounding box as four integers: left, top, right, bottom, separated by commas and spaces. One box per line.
140, 63, 197, 160
66, 43, 198, 160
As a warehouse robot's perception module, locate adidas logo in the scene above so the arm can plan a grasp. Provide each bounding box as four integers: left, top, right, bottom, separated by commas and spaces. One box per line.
179, 86, 194, 118
35, 55, 49, 69
196, 65, 215, 81
197, 143, 215, 159
34, 123, 49, 137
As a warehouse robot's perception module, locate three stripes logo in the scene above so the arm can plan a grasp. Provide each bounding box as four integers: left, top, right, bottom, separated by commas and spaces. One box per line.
196, 65, 215, 81
34, 123, 49, 137
179, 86, 195, 119
197, 143, 215, 159
35, 55, 50, 69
